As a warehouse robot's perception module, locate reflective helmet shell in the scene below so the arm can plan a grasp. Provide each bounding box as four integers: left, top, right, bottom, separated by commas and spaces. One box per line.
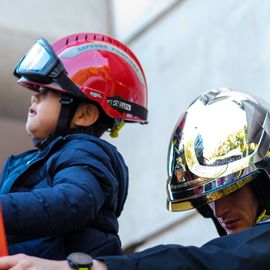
167, 88, 270, 212
18, 33, 148, 123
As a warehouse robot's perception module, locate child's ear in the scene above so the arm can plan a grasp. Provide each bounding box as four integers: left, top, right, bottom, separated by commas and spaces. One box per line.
71, 103, 99, 127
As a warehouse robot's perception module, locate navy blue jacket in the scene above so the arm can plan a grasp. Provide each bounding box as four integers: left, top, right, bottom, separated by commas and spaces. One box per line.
100, 222, 270, 270
0, 134, 128, 259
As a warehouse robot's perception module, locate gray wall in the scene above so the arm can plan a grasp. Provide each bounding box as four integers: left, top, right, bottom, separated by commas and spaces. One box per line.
0, 0, 269, 252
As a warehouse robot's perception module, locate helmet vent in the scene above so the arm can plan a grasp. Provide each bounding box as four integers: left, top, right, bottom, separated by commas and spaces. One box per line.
75, 35, 79, 42
65, 38, 69, 45
85, 34, 88, 41
94, 35, 97, 40
102, 36, 105, 41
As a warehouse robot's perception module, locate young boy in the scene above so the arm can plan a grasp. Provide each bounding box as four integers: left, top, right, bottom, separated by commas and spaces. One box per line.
0, 33, 148, 259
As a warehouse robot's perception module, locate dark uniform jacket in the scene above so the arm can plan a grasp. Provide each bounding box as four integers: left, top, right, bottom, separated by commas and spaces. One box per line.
0, 133, 128, 259
100, 221, 270, 270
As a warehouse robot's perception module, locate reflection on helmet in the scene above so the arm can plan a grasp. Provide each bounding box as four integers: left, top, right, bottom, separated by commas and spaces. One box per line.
167, 88, 270, 212
17, 33, 148, 124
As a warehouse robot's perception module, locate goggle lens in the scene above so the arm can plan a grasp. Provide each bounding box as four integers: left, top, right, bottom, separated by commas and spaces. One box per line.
20, 42, 50, 72
14, 38, 86, 99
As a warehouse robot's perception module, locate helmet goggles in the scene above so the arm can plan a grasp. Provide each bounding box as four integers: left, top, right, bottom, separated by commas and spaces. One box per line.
14, 38, 86, 99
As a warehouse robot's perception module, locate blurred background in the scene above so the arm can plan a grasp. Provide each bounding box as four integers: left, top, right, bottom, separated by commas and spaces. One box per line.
1, 0, 270, 252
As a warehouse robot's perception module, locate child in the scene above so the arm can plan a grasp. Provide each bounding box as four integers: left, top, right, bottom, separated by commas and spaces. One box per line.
0, 33, 148, 259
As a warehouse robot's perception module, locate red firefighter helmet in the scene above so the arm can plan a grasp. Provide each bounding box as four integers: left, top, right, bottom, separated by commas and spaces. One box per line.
16, 33, 148, 124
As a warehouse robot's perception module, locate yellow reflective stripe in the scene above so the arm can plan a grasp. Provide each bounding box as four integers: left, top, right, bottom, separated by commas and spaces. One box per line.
110, 120, 125, 138
256, 209, 270, 224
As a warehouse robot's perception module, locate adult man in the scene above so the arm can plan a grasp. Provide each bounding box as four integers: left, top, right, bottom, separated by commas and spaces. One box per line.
1, 88, 270, 269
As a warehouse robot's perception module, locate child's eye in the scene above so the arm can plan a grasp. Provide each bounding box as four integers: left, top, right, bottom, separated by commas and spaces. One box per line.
39, 90, 51, 99
39, 87, 51, 96
41, 91, 49, 96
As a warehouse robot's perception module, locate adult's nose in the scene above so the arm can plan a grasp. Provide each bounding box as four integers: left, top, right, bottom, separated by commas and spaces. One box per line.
210, 196, 231, 218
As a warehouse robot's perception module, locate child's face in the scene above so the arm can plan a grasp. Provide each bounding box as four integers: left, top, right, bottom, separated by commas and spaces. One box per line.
26, 90, 61, 140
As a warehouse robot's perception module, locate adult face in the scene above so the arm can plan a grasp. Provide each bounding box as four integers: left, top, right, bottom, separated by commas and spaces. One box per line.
209, 184, 259, 234
26, 90, 61, 140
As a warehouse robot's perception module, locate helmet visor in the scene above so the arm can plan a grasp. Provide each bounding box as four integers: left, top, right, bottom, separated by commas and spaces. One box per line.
14, 38, 63, 84
19, 43, 51, 72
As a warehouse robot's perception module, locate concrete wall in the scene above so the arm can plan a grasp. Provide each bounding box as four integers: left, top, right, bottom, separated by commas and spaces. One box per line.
0, 0, 270, 253
0, 0, 111, 37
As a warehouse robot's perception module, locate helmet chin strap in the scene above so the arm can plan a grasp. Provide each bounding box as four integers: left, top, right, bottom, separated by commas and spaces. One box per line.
54, 93, 79, 136
196, 204, 227, 236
